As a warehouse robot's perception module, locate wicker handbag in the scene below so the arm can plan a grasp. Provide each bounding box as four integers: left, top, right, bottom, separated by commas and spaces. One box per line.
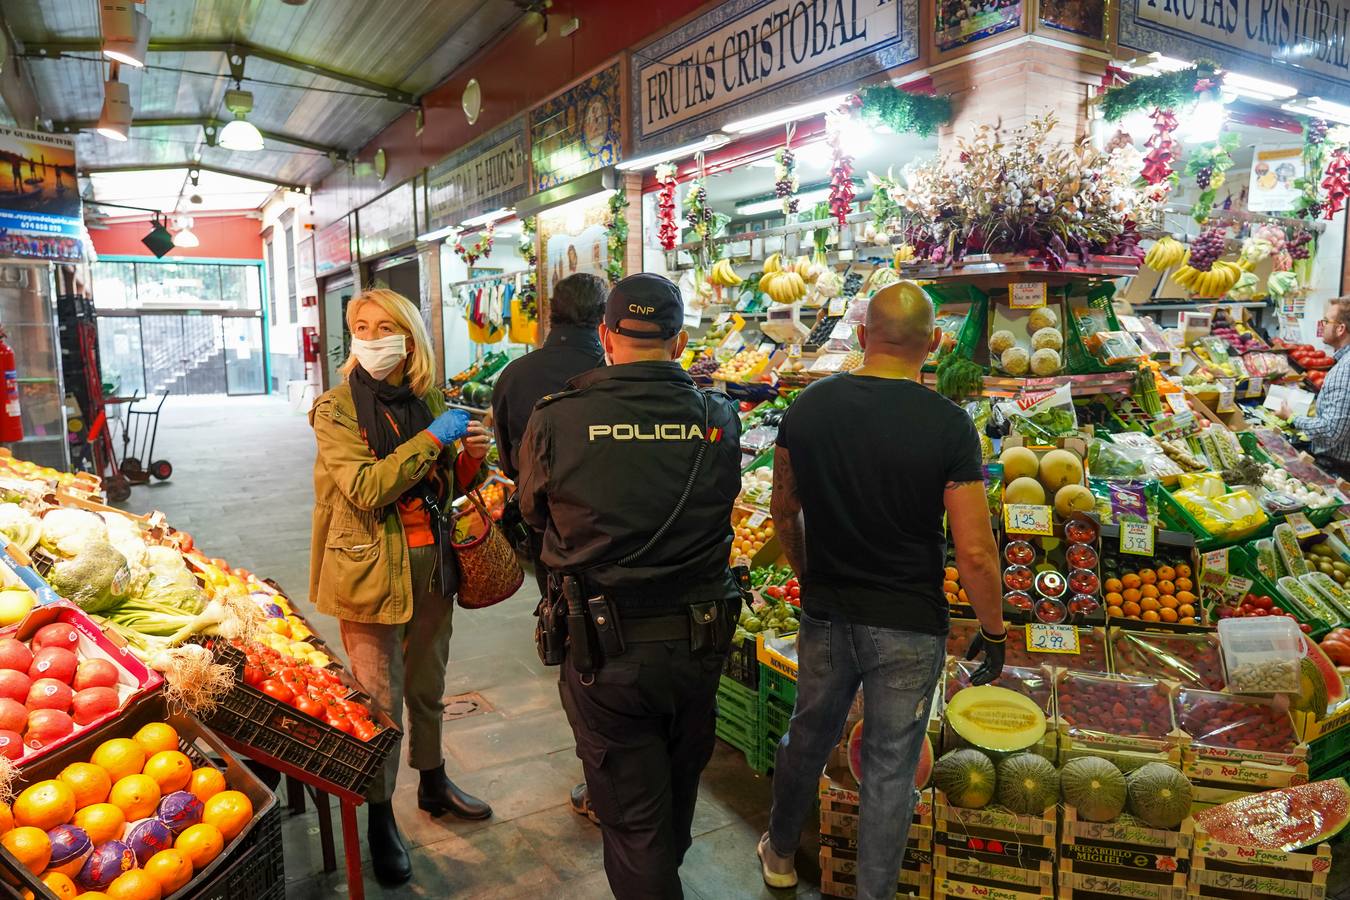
450, 489, 524, 609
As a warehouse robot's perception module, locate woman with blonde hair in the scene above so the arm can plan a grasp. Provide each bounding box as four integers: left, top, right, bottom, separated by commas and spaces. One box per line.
309, 288, 492, 886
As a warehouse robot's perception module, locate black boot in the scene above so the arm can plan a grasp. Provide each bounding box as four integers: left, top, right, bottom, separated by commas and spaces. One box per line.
417, 765, 492, 820
367, 800, 412, 886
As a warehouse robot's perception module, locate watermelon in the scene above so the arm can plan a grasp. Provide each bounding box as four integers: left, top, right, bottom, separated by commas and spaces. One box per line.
846, 722, 934, 791
996, 753, 1059, 815
1126, 763, 1193, 829
1299, 635, 1345, 715
933, 748, 997, 809
945, 685, 1047, 752
1194, 778, 1350, 851
1061, 756, 1127, 822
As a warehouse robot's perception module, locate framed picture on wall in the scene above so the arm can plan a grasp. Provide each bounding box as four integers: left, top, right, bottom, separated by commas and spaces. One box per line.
936, 0, 1023, 52
1037, 0, 1107, 42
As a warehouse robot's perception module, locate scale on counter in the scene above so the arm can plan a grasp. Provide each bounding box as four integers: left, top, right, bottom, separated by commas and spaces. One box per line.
761, 303, 810, 344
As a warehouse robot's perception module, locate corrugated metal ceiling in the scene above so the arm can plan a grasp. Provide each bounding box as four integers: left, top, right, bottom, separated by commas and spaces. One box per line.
6, 0, 528, 209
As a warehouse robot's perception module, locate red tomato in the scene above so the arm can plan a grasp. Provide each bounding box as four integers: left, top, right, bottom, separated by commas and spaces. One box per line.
327, 714, 354, 735
351, 719, 378, 742
341, 700, 370, 719
295, 696, 325, 718
1253, 595, 1273, 610
258, 680, 293, 704
242, 666, 263, 688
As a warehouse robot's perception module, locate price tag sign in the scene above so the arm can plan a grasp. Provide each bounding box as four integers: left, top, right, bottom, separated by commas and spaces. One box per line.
1009, 282, 1047, 309
1004, 503, 1053, 536
1169, 349, 1183, 367
720, 330, 746, 353
787, 343, 802, 358
1286, 511, 1320, 539
829, 320, 854, 341
1217, 380, 1237, 413
746, 510, 769, 528
1120, 517, 1155, 556
828, 296, 848, 317
1220, 574, 1254, 600
1165, 392, 1191, 415
1246, 376, 1264, 399
1025, 623, 1081, 655
1202, 547, 1230, 574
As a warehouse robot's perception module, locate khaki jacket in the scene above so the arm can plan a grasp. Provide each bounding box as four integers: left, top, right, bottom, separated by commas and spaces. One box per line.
308, 383, 471, 625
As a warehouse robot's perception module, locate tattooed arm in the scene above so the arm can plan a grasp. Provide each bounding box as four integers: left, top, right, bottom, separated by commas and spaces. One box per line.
770, 448, 807, 577
945, 480, 1004, 637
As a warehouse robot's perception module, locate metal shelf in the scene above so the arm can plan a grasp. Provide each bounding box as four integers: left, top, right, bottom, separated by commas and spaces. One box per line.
1132, 301, 1269, 312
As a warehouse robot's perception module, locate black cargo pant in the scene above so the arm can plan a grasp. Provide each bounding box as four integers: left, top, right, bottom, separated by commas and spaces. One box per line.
558, 635, 727, 899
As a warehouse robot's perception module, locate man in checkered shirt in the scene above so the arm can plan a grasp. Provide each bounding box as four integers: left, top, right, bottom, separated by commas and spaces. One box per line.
1282, 297, 1350, 479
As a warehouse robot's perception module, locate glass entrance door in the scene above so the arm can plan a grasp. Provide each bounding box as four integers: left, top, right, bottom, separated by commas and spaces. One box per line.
223, 317, 265, 395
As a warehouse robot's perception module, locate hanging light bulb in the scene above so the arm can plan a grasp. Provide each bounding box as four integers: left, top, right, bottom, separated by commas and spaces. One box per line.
100, 2, 150, 68
96, 79, 132, 141
218, 89, 263, 152
172, 217, 199, 248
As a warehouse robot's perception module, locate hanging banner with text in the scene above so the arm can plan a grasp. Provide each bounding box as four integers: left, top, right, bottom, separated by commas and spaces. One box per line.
1118, 0, 1350, 106
630, 0, 919, 155
0, 127, 82, 262
426, 118, 528, 233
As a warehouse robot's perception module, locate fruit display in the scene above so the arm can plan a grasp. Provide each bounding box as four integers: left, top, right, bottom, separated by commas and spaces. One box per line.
995, 753, 1059, 814
1143, 235, 1187, 271
944, 684, 1048, 753
989, 305, 1062, 376
944, 660, 1051, 712
1173, 688, 1299, 753
730, 514, 774, 562
739, 467, 772, 507
1059, 756, 1127, 822
757, 254, 810, 303
236, 640, 386, 742
712, 349, 771, 382
1101, 562, 1198, 625
1279, 341, 1336, 370
1109, 628, 1225, 690
1056, 670, 1173, 741
945, 619, 1107, 671
1193, 779, 1350, 851
1125, 762, 1194, 829
997, 445, 1086, 519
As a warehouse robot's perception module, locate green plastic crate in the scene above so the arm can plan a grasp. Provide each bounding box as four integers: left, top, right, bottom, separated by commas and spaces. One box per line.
763, 695, 793, 743
758, 661, 797, 709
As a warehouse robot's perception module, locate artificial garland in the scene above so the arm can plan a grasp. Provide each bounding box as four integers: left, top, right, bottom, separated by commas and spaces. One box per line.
606, 190, 629, 285
827, 119, 855, 227
454, 224, 494, 266
1140, 108, 1180, 186
856, 84, 951, 137
1322, 148, 1350, 219
1100, 61, 1220, 122
517, 216, 538, 320
684, 176, 714, 239
775, 143, 800, 216
1184, 134, 1239, 224
655, 163, 679, 250
1295, 119, 1333, 220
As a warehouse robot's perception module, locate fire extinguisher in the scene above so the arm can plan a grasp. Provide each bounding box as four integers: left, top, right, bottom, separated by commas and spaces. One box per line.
0, 327, 23, 443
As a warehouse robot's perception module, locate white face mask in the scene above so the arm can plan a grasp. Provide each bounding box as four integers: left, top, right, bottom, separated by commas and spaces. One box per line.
351, 334, 408, 380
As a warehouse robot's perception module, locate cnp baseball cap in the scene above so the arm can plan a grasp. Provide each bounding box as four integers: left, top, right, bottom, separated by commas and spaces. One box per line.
605, 273, 685, 339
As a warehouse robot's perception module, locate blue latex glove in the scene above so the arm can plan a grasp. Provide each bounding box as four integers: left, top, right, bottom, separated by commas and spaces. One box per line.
425, 409, 470, 445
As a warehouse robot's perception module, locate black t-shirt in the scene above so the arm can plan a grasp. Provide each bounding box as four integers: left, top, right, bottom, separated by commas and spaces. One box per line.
776, 373, 983, 634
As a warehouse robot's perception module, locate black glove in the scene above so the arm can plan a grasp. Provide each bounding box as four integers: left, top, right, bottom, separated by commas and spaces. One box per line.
964, 628, 1007, 686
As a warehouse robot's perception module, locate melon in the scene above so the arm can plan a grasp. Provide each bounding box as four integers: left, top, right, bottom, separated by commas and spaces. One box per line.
1194, 778, 1350, 851
1004, 477, 1046, 506
933, 748, 997, 809
847, 723, 934, 791
1038, 449, 1084, 492
946, 685, 1048, 752
1125, 763, 1193, 829
1060, 756, 1127, 822
1294, 657, 1331, 717
996, 753, 1059, 815
1054, 484, 1095, 518
1300, 635, 1346, 713
999, 447, 1039, 483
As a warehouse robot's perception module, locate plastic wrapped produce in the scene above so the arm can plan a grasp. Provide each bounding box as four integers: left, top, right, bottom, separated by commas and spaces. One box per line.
1173, 688, 1298, 753
1110, 628, 1225, 690
1057, 670, 1174, 740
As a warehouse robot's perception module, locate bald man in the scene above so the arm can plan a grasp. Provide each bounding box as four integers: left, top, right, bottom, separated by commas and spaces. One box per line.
756, 282, 1005, 899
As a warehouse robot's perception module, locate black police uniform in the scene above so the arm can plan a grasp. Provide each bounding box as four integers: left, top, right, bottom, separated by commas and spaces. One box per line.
491, 323, 604, 596
517, 360, 742, 900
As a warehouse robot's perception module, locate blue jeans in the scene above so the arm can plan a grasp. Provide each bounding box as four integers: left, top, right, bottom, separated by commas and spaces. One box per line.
768, 613, 944, 900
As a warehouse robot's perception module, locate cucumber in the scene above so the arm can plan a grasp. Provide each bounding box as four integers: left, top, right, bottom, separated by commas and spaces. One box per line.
1274, 524, 1310, 577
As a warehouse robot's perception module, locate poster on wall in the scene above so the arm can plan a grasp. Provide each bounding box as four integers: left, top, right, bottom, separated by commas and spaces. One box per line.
1248, 147, 1305, 213
0, 127, 82, 261
1038, 0, 1105, 40
355, 182, 416, 260
530, 64, 623, 193
538, 197, 610, 307
314, 217, 352, 276
936, 0, 1021, 52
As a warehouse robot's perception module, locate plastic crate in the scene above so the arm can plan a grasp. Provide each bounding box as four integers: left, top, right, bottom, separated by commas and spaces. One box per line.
722, 637, 759, 689
763, 694, 792, 743
759, 661, 798, 708
202, 681, 400, 799
0, 691, 281, 900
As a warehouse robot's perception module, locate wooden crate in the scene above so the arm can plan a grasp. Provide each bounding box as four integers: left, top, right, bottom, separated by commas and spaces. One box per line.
932, 794, 1056, 899
1056, 807, 1192, 900
935, 873, 1054, 900
819, 778, 934, 899
1181, 748, 1309, 805
820, 845, 932, 898
1189, 836, 1332, 900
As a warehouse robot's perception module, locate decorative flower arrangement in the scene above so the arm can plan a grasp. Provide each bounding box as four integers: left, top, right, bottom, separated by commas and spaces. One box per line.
875, 114, 1160, 268
517, 216, 538, 320
655, 163, 679, 250
606, 191, 629, 285
454, 224, 494, 266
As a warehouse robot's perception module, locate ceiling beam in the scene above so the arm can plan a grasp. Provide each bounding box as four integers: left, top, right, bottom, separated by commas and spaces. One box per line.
49, 117, 350, 160
21, 39, 415, 105
79, 162, 308, 194
0, 10, 42, 126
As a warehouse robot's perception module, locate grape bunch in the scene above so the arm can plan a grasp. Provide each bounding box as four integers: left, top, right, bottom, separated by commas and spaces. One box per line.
1187, 226, 1227, 272
686, 185, 712, 230
1290, 229, 1314, 260
843, 272, 864, 296
1308, 119, 1330, 146
1195, 165, 1213, 190
775, 148, 798, 214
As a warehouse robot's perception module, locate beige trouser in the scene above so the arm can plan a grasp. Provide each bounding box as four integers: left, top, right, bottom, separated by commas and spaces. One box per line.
339, 545, 454, 804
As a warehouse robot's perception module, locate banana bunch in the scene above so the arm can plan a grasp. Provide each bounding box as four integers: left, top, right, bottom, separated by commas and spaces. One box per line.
893, 244, 916, 267
1144, 236, 1187, 271
708, 259, 742, 287
763, 253, 784, 274
1173, 259, 1243, 298
759, 269, 808, 303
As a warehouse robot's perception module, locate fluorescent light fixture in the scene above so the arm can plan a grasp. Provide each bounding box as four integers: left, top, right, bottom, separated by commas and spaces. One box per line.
96, 79, 132, 141
101, 3, 150, 68
417, 224, 460, 242
172, 228, 199, 249
615, 134, 731, 171
460, 207, 514, 229
1221, 71, 1296, 101
723, 93, 851, 135
1117, 53, 1189, 76
1287, 96, 1350, 125
737, 185, 837, 216
218, 89, 263, 152
1178, 96, 1228, 143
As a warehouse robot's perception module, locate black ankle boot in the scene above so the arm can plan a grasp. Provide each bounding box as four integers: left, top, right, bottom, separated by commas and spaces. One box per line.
417, 765, 492, 820
367, 800, 412, 886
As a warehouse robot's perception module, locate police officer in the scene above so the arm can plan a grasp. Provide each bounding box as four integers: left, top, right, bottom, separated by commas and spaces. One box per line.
517, 273, 742, 900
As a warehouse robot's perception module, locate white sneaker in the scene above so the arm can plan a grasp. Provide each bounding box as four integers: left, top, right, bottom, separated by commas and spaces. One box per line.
757, 832, 798, 888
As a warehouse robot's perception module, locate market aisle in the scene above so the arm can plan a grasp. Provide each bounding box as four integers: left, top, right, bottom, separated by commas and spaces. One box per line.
112, 393, 818, 899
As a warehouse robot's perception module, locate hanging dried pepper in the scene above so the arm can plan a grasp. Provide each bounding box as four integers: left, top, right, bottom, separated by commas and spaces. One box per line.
655, 163, 679, 251
1321, 148, 1350, 220
828, 127, 855, 227
1140, 108, 1179, 187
